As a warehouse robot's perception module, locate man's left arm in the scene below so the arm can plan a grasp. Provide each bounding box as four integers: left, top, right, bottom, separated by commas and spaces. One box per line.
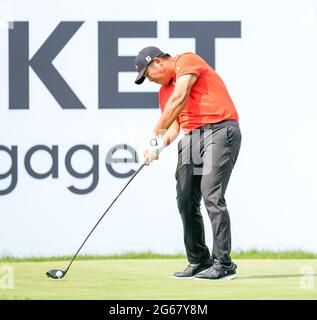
153, 73, 197, 136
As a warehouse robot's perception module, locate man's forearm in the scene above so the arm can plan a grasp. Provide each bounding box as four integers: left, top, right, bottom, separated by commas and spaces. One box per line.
153, 73, 197, 136
162, 123, 180, 146
153, 100, 185, 136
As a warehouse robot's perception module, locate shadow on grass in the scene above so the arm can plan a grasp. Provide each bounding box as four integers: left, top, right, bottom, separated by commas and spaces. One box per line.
239, 273, 317, 280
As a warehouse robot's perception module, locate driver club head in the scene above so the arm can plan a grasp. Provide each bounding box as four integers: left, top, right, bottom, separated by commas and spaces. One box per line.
46, 269, 66, 279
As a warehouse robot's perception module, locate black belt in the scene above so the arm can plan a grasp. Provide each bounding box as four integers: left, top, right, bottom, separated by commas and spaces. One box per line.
186, 120, 239, 135
201, 120, 239, 130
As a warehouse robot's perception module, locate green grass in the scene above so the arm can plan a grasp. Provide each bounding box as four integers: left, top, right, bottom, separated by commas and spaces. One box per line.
1, 250, 317, 262
232, 249, 317, 259
1, 258, 317, 300
0, 252, 186, 263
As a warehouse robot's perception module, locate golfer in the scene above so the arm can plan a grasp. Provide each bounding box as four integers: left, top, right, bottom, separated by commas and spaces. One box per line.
135, 46, 241, 280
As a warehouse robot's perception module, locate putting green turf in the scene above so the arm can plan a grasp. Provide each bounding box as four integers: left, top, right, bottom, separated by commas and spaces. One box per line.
1, 259, 317, 300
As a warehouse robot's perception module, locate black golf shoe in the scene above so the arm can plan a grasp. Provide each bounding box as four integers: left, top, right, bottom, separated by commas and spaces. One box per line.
173, 259, 213, 279
194, 260, 238, 280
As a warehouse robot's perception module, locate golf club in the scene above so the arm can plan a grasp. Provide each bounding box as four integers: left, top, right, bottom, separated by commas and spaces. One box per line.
46, 162, 146, 279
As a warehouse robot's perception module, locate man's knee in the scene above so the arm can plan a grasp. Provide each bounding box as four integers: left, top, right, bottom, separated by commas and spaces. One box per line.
201, 184, 227, 213
176, 194, 192, 214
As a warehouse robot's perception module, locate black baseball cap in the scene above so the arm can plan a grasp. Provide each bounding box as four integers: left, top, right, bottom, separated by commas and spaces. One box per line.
134, 46, 170, 84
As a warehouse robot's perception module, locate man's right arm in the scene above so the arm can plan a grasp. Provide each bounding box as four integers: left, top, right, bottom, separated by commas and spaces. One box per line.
163, 119, 180, 146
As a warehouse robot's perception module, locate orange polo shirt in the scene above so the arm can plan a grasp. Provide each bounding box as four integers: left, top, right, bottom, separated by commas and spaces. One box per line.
159, 52, 239, 133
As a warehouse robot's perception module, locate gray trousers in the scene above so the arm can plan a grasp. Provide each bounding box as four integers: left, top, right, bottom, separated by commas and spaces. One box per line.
175, 120, 241, 264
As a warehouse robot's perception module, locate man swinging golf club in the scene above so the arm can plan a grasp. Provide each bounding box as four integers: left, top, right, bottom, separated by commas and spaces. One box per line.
135, 46, 242, 280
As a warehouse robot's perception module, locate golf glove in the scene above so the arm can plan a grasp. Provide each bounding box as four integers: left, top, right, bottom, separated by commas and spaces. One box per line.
145, 135, 165, 164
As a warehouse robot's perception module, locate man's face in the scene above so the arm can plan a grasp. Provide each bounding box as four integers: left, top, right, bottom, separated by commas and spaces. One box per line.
144, 58, 174, 85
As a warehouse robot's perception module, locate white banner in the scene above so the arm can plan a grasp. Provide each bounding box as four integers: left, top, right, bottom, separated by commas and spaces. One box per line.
0, 0, 317, 256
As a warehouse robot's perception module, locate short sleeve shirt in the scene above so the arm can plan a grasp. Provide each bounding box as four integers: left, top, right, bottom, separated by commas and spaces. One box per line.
159, 52, 239, 133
